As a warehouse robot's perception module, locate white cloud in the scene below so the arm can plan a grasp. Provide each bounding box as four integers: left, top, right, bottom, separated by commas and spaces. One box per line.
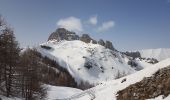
57, 17, 83, 32
97, 21, 115, 32
88, 15, 98, 25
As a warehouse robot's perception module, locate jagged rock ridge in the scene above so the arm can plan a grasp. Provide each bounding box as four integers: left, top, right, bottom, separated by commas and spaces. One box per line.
48, 28, 79, 41
48, 28, 115, 50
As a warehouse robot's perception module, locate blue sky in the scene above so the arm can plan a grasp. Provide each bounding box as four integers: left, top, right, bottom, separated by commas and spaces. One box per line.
0, 0, 170, 51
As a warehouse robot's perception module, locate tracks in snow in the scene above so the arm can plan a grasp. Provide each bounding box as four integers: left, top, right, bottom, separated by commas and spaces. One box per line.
55, 84, 108, 100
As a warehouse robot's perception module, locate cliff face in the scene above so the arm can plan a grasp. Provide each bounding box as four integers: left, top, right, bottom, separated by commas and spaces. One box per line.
48, 28, 79, 41
80, 34, 97, 44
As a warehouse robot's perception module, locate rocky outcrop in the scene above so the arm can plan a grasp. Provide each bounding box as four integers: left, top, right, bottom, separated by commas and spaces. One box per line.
98, 39, 115, 50
48, 28, 116, 50
117, 65, 170, 100
80, 34, 91, 43
48, 28, 79, 41
125, 51, 141, 59
80, 34, 97, 44
98, 39, 105, 46
105, 40, 115, 50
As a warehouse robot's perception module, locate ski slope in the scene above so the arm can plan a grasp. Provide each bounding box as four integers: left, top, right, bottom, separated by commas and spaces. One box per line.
37, 40, 135, 84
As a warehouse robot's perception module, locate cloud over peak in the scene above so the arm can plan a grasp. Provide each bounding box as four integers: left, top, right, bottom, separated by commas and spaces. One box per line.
88, 15, 98, 25
56, 16, 115, 33
57, 17, 83, 32
97, 21, 115, 32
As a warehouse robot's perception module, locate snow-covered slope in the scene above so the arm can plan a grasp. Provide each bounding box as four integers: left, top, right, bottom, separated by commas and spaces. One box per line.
37, 40, 136, 84
45, 85, 82, 100
94, 58, 170, 100
0, 95, 22, 100
56, 58, 170, 100
139, 48, 170, 61
134, 58, 153, 69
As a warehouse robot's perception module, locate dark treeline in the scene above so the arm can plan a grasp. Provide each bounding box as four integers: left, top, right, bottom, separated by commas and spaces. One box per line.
0, 15, 46, 100
0, 15, 95, 99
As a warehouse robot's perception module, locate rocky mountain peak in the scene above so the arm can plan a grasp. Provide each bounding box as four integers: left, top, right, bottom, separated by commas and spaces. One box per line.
48, 28, 79, 41
48, 28, 115, 50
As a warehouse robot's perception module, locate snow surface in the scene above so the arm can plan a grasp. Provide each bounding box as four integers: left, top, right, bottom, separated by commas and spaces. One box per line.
135, 58, 153, 68
37, 40, 135, 84
55, 58, 170, 100
45, 85, 82, 100
0, 95, 22, 100
139, 48, 170, 61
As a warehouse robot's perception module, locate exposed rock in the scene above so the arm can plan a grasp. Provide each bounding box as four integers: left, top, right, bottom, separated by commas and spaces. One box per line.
40, 45, 52, 50
80, 34, 96, 43
125, 51, 141, 59
92, 39, 97, 44
48, 28, 116, 51
117, 65, 170, 100
105, 40, 115, 50
145, 58, 159, 64
48, 28, 79, 41
127, 60, 143, 71
98, 39, 105, 46
121, 78, 127, 83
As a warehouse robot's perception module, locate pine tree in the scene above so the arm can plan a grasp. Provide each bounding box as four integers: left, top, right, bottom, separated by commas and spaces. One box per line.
19, 49, 46, 100
0, 15, 20, 97
0, 27, 20, 97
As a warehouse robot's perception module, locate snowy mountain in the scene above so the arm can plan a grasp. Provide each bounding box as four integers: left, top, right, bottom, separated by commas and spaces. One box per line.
53, 58, 170, 100
139, 48, 170, 61
21, 28, 170, 100
37, 40, 136, 84
35, 28, 159, 85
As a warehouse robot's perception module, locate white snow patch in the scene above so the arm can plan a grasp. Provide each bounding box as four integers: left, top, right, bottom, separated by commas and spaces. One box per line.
139, 48, 170, 61
0, 95, 22, 100
46, 85, 82, 100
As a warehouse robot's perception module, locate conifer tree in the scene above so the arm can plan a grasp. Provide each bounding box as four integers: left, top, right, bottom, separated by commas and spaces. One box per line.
0, 15, 20, 97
